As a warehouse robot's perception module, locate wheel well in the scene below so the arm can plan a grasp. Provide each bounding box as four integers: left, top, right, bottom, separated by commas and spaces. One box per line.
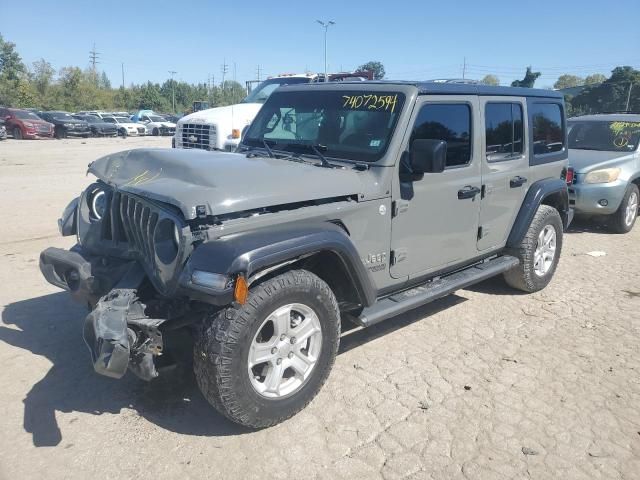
249, 251, 364, 313
541, 191, 568, 227
631, 177, 640, 189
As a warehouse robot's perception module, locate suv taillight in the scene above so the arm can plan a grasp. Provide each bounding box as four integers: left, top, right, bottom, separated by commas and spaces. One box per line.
565, 167, 575, 185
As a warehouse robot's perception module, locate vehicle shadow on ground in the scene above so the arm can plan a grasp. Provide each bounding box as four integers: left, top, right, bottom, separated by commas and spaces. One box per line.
566, 216, 616, 235
0, 292, 248, 447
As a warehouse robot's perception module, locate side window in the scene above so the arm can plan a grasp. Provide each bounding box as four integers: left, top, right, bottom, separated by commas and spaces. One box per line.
531, 103, 564, 155
485, 102, 524, 161
411, 103, 472, 167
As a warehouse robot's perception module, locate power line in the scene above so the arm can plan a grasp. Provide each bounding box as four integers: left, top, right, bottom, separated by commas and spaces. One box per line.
221, 59, 228, 88
89, 42, 100, 74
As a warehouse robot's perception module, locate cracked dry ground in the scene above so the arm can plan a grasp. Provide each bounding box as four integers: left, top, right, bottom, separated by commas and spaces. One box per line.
1, 138, 639, 479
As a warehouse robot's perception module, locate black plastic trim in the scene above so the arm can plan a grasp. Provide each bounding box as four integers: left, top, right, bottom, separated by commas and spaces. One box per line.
179, 222, 376, 307
507, 178, 569, 247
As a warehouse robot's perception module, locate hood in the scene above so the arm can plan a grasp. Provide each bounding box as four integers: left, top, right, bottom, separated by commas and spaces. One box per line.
568, 148, 637, 173
179, 103, 262, 127
25, 119, 51, 126
88, 148, 365, 220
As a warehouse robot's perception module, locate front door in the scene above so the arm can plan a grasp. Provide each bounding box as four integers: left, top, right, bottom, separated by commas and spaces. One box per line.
390, 96, 483, 279
477, 97, 529, 251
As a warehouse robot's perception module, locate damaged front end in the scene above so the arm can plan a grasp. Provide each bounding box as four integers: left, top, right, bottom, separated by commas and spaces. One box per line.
84, 288, 165, 381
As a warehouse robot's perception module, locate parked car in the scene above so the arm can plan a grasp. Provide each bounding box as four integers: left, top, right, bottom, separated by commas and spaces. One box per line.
163, 114, 182, 123
73, 114, 118, 137
567, 113, 640, 233
102, 115, 147, 136
0, 107, 54, 139
136, 113, 176, 136
174, 71, 373, 152
38, 111, 91, 139
0, 119, 7, 140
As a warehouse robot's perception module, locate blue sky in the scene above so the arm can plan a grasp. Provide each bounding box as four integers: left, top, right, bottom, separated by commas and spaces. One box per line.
1, 0, 639, 88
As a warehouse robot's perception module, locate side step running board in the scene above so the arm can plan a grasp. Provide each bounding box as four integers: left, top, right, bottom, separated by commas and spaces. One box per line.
354, 255, 519, 328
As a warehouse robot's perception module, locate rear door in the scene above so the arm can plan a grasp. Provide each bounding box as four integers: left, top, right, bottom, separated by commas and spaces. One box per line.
390, 96, 483, 279
477, 97, 529, 251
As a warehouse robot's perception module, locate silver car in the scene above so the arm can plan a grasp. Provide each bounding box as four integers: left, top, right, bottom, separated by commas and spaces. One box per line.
568, 114, 640, 232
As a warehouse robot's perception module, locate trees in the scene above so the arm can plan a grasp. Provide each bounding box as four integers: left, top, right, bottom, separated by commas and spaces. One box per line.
480, 74, 500, 86
511, 67, 541, 88
569, 66, 640, 115
584, 74, 606, 85
0, 34, 27, 106
357, 61, 385, 80
553, 74, 583, 89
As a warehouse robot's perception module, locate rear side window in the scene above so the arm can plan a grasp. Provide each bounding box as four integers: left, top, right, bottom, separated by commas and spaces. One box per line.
531, 103, 564, 155
485, 103, 524, 161
411, 103, 472, 167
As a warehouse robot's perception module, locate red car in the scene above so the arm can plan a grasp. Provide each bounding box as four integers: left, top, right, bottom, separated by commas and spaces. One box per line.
0, 107, 54, 139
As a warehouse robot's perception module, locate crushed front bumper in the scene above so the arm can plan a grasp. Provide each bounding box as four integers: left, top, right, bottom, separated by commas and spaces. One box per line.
40, 246, 164, 380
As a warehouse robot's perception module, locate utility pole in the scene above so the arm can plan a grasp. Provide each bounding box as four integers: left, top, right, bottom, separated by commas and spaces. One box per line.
462, 57, 466, 79
256, 65, 262, 81
121, 63, 125, 89
221, 59, 228, 89
233, 62, 237, 83
89, 43, 100, 81
625, 82, 633, 111
316, 20, 335, 82
168, 70, 177, 113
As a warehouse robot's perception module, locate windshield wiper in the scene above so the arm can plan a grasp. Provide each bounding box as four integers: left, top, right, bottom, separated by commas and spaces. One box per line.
288, 143, 341, 168
262, 139, 276, 158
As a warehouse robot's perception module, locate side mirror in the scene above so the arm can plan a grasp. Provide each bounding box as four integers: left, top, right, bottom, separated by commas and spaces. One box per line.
410, 139, 447, 174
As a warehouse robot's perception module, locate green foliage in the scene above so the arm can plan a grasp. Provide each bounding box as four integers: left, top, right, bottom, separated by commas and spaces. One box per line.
553, 74, 583, 89
511, 67, 541, 88
584, 73, 606, 85
569, 66, 640, 115
480, 74, 500, 86
357, 61, 385, 80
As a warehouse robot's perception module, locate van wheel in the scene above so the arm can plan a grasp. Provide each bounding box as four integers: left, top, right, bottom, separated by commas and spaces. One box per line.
13, 127, 23, 140
610, 184, 638, 234
194, 269, 340, 428
504, 205, 563, 293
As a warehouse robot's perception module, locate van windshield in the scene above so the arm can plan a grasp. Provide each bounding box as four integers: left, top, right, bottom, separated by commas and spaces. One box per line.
568, 121, 640, 152
242, 77, 311, 104
243, 90, 405, 162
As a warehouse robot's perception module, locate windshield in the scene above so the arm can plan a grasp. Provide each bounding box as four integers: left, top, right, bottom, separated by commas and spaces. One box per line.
568, 121, 640, 152
243, 77, 311, 104
13, 111, 41, 120
85, 115, 103, 122
243, 90, 405, 162
114, 117, 129, 123
147, 115, 166, 122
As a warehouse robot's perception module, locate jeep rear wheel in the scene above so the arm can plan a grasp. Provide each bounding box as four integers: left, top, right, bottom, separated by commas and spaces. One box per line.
610, 184, 638, 234
504, 205, 563, 293
194, 269, 340, 428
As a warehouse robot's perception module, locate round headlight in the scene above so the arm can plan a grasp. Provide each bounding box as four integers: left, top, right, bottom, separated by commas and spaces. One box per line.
89, 189, 107, 220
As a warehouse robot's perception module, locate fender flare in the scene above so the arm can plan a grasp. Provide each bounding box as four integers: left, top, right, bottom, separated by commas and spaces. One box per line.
506, 178, 569, 248
180, 222, 376, 307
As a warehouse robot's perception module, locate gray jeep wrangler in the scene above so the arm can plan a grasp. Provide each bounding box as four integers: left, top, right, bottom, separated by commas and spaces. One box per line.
40, 81, 571, 428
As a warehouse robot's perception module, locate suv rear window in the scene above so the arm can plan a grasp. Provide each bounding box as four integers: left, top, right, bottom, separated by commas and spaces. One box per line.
410, 103, 472, 167
485, 103, 524, 161
531, 103, 564, 155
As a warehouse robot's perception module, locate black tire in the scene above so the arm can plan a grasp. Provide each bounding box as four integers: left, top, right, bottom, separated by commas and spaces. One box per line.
119, 128, 127, 138
54, 127, 66, 139
194, 269, 340, 428
504, 205, 563, 293
13, 127, 22, 140
152, 127, 159, 136
610, 184, 639, 234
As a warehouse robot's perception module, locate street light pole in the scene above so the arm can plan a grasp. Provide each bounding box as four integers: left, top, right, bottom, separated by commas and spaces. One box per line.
316, 20, 335, 82
168, 70, 177, 113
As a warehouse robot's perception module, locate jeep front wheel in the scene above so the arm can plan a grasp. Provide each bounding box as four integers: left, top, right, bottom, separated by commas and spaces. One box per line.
504, 205, 563, 293
194, 269, 340, 428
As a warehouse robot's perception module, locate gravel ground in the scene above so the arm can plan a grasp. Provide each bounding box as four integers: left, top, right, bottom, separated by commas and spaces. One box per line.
0, 137, 639, 480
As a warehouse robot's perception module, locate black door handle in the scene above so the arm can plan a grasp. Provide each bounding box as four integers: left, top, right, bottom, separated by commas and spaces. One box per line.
458, 186, 481, 199
510, 176, 527, 188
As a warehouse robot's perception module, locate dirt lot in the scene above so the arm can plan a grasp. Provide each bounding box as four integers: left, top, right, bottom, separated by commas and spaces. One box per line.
0, 137, 639, 480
